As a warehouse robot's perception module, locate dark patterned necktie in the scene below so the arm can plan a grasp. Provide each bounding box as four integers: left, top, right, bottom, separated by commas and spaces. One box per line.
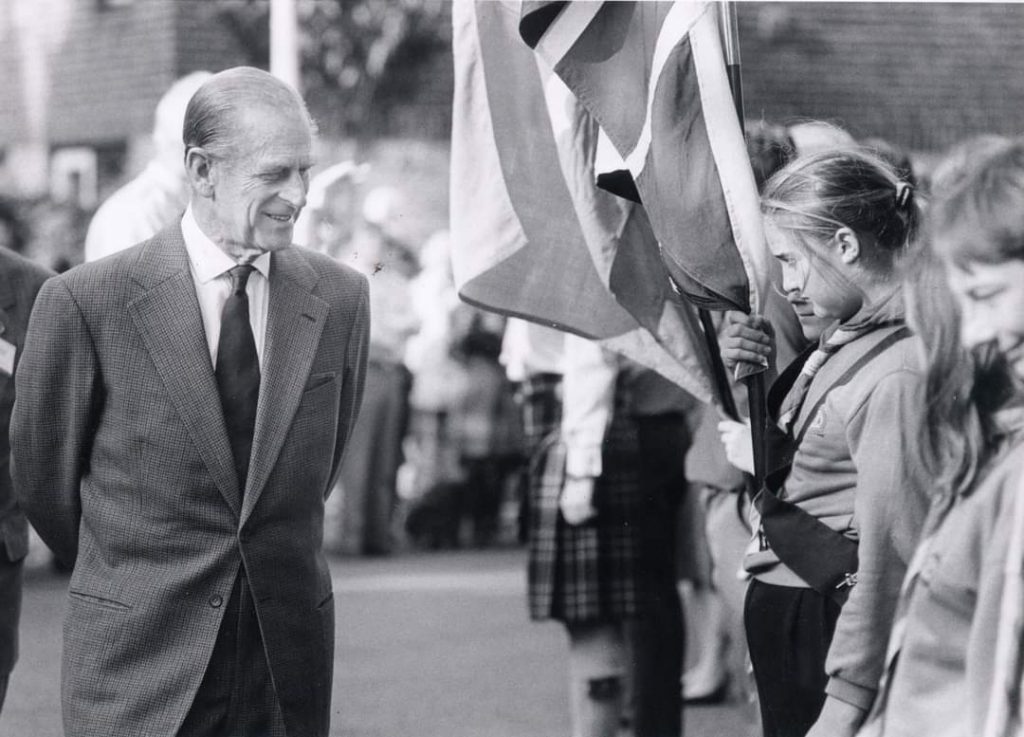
215, 264, 260, 494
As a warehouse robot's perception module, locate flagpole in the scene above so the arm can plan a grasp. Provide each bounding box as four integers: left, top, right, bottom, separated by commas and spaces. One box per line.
270, 0, 301, 91
721, 1, 768, 490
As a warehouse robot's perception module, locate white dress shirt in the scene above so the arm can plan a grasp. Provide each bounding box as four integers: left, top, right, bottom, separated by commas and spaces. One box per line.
180, 207, 271, 367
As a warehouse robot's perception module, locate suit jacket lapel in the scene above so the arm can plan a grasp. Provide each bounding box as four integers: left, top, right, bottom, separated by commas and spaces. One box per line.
126, 226, 242, 515
241, 248, 328, 526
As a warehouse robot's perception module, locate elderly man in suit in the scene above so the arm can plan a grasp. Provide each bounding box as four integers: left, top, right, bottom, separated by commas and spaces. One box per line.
12, 67, 369, 737
0, 245, 52, 712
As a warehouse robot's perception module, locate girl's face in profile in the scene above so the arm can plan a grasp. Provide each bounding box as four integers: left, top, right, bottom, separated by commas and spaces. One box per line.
765, 218, 862, 327
946, 257, 1024, 381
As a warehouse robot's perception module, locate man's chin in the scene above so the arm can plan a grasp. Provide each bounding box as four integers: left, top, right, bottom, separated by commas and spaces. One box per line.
255, 234, 295, 252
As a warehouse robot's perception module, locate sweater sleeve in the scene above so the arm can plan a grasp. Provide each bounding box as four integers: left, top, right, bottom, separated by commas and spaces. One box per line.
824, 368, 930, 711
561, 335, 617, 479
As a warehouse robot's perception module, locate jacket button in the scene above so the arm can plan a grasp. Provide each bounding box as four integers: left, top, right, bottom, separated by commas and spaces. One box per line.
209, 595, 223, 608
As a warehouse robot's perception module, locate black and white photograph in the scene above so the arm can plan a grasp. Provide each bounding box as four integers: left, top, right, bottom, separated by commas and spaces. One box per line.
1, 2, 1023, 736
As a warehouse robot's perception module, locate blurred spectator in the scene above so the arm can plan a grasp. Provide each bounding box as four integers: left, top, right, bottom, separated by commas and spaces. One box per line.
84, 71, 211, 262
360, 185, 419, 277
25, 199, 89, 273
293, 159, 369, 255
928, 133, 1010, 197
0, 231, 54, 713
535, 335, 696, 737
862, 137, 917, 188
786, 120, 856, 156
0, 199, 29, 254
746, 121, 795, 192
401, 231, 471, 549
500, 318, 567, 543
335, 186, 420, 555
448, 309, 522, 547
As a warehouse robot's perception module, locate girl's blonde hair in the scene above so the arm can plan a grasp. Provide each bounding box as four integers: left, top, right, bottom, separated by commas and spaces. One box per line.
931, 136, 1024, 267
761, 147, 920, 268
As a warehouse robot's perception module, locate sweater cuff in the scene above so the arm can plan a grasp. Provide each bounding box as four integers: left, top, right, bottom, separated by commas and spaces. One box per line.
825, 676, 875, 713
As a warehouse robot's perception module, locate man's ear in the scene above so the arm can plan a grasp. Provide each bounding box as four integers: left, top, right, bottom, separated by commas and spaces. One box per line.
184, 147, 215, 198
834, 227, 861, 265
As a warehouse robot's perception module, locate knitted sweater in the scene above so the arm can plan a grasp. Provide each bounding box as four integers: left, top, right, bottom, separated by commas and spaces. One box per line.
866, 437, 1024, 737
744, 325, 930, 711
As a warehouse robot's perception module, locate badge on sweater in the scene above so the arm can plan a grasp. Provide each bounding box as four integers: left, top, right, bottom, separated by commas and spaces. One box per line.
0, 337, 15, 376
807, 407, 827, 435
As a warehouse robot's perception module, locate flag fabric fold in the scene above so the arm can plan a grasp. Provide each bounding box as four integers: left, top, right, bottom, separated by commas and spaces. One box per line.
521, 0, 769, 316
449, 0, 717, 403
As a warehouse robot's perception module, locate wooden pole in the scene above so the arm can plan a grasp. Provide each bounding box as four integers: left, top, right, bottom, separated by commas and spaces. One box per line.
721, 1, 768, 490
270, 0, 301, 91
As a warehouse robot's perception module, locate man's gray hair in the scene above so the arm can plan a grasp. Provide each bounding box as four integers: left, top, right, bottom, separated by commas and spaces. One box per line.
182, 66, 317, 157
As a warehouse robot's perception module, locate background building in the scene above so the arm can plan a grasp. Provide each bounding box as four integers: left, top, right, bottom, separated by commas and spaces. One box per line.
739, 2, 1024, 153
1, 1, 1021, 264
0, 0, 249, 206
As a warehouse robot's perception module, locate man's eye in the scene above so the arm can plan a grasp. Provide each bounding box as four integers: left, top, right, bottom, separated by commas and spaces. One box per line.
968, 288, 1001, 302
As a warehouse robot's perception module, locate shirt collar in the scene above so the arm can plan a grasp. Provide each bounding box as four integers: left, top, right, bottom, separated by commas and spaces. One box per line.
181, 206, 271, 284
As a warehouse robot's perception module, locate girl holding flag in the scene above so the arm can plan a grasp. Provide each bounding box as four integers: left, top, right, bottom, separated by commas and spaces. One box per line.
720, 148, 930, 737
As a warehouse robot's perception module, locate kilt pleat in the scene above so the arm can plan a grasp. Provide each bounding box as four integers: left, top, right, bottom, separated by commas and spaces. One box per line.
525, 375, 643, 623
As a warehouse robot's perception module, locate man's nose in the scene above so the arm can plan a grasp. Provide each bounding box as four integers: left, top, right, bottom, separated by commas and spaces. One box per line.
281, 171, 308, 209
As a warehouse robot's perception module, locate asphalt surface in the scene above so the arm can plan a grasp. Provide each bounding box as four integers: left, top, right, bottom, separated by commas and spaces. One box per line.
0, 547, 756, 737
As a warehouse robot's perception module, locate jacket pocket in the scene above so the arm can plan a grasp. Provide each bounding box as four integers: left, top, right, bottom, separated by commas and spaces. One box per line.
68, 590, 132, 611
304, 372, 337, 393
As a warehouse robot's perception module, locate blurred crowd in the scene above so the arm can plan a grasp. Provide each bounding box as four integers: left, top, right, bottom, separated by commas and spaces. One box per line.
5, 67, 1024, 737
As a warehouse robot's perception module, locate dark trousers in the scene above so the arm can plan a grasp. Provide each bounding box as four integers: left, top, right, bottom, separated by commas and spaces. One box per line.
744, 579, 842, 737
178, 573, 284, 737
629, 414, 687, 737
461, 456, 504, 547
0, 554, 22, 715
339, 360, 411, 555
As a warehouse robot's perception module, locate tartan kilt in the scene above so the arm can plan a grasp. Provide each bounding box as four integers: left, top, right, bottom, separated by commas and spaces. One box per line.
526, 380, 643, 623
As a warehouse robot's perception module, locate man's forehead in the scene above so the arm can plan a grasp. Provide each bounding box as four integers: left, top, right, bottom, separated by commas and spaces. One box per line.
231, 117, 313, 163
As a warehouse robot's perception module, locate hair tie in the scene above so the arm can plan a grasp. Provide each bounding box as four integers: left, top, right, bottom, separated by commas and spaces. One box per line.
895, 181, 914, 210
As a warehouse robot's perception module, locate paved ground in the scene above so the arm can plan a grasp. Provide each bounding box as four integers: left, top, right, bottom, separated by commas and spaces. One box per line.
0, 547, 757, 737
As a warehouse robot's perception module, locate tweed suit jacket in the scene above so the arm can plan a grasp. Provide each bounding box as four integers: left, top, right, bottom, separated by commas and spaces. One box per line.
0, 247, 53, 674
11, 224, 369, 737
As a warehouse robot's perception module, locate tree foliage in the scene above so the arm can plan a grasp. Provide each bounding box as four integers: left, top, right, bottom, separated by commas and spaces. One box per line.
214, 0, 451, 138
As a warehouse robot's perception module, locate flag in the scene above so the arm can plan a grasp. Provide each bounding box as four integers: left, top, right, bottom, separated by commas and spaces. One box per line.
520, 0, 769, 315
450, 0, 717, 402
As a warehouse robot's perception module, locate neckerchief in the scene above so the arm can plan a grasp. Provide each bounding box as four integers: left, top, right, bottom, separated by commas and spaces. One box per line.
776, 289, 905, 434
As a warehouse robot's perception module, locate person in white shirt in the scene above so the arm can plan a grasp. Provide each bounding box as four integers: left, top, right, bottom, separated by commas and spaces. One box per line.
84, 71, 211, 262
